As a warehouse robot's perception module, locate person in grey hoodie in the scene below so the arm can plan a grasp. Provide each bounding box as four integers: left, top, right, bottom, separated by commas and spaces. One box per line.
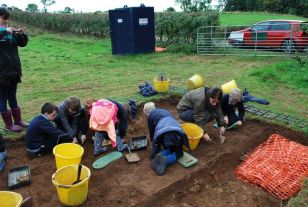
55, 96, 88, 144
177, 87, 226, 143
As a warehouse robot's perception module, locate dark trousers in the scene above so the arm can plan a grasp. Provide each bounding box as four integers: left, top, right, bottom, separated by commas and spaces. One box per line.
178, 109, 217, 124
226, 112, 239, 126
37, 134, 72, 155
0, 83, 18, 112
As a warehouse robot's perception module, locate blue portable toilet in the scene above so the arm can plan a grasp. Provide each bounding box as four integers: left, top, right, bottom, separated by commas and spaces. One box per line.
109, 4, 155, 55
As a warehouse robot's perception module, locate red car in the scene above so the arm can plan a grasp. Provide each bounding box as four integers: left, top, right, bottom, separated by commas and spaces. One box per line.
228, 20, 308, 53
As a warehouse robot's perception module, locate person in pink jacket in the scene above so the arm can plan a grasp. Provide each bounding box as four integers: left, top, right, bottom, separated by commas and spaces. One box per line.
86, 99, 132, 156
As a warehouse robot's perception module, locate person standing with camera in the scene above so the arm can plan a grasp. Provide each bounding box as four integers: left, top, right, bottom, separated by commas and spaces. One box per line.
0, 7, 28, 132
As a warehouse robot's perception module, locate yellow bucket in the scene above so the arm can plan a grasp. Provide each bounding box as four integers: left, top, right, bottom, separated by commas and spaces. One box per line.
181, 123, 204, 151
153, 78, 170, 93
53, 143, 84, 170
52, 164, 91, 206
221, 80, 238, 94
0, 191, 23, 207
187, 74, 205, 90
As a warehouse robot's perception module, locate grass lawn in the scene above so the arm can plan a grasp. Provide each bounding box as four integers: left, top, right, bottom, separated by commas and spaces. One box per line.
220, 12, 308, 25
2, 13, 307, 137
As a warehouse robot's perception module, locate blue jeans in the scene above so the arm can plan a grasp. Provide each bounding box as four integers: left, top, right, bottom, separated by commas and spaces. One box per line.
0, 151, 8, 172
0, 83, 18, 112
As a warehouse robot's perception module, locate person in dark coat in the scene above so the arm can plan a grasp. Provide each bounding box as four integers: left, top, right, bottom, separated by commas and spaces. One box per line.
177, 87, 226, 143
0, 7, 28, 132
144, 102, 190, 176
25, 103, 72, 157
0, 133, 7, 172
55, 96, 88, 144
221, 88, 245, 127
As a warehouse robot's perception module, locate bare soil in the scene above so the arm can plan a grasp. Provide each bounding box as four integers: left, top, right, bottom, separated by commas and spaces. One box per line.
0, 98, 306, 207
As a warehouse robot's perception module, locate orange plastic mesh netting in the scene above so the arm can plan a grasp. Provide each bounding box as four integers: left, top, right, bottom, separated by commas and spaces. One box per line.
236, 134, 308, 200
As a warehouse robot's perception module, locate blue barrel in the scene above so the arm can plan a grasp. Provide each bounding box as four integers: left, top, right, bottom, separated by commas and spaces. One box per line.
109, 4, 155, 55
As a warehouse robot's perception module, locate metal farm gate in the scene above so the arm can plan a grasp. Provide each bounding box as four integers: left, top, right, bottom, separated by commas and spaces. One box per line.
197, 22, 308, 57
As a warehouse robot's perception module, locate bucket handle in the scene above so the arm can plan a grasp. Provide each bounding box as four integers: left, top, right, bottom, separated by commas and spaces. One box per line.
58, 184, 71, 189
52, 173, 71, 189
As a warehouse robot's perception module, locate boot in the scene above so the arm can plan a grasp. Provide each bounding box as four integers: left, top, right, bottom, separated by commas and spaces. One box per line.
94, 132, 108, 156
1, 111, 22, 132
155, 154, 167, 176
11, 107, 29, 128
116, 135, 128, 152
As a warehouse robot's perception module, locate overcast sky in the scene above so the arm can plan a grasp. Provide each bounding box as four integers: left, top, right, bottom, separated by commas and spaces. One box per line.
1, 0, 218, 12
1, 0, 180, 12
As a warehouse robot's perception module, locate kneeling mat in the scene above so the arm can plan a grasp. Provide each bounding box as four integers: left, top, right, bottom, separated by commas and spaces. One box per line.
93, 151, 122, 169
177, 152, 198, 168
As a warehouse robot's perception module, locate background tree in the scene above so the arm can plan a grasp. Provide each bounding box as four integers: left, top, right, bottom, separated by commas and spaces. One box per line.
175, 0, 212, 12
220, 0, 307, 17
41, 0, 56, 13
166, 7, 176, 12
26, 4, 39, 12
63, 7, 73, 13
1, 4, 7, 8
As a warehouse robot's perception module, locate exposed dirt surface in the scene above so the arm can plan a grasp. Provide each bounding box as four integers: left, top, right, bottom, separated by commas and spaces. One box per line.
0, 97, 307, 207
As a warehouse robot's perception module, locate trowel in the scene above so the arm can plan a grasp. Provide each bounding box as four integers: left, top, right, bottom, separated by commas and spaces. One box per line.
219, 131, 226, 144
125, 146, 140, 163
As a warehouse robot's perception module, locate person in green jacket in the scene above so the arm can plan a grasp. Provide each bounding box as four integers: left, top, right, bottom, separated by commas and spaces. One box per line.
177, 87, 226, 143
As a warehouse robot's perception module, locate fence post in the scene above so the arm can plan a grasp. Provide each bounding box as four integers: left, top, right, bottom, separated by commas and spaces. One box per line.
254, 28, 258, 56
224, 26, 227, 56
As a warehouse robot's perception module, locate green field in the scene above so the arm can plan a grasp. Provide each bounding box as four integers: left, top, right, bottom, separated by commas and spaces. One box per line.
1, 12, 307, 137
220, 12, 308, 25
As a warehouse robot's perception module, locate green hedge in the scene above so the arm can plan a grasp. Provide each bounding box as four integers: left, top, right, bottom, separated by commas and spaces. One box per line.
11, 11, 219, 45
11, 12, 110, 37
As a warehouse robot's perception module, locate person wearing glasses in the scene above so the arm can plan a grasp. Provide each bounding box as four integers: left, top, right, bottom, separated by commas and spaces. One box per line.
0, 7, 28, 132
55, 96, 88, 144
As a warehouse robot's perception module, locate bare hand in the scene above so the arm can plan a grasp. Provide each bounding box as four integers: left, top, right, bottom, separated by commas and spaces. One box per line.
224, 116, 229, 125
6, 27, 13, 34
80, 135, 86, 144
15, 27, 27, 34
72, 137, 78, 144
203, 133, 212, 143
220, 126, 226, 135
236, 121, 243, 126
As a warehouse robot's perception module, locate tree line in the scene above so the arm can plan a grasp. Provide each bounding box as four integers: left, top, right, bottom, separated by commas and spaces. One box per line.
218, 0, 307, 17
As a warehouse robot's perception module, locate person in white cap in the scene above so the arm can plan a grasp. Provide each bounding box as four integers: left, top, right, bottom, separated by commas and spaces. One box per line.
221, 88, 245, 128
143, 102, 190, 176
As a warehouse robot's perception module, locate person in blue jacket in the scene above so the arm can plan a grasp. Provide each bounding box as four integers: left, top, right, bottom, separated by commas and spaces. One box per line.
143, 102, 190, 176
25, 103, 73, 157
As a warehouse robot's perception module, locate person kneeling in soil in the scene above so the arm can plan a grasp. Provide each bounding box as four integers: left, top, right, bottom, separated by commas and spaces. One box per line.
85, 99, 133, 156
144, 102, 190, 176
55, 96, 88, 144
221, 88, 245, 128
0, 133, 7, 172
25, 103, 73, 157
176, 87, 226, 143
